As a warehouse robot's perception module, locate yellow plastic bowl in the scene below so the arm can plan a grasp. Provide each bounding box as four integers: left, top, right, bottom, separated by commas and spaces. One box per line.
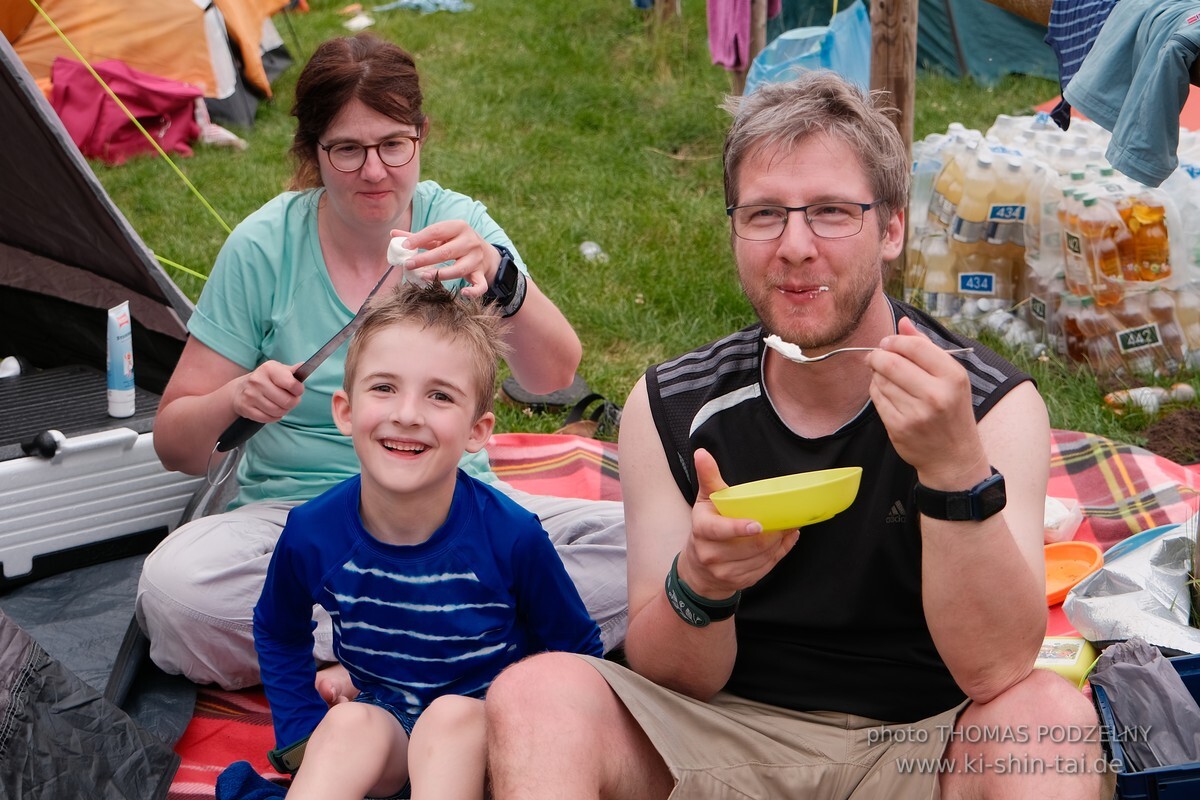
710, 467, 863, 531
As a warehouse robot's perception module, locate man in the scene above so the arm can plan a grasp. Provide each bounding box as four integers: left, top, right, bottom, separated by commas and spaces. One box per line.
486, 72, 1109, 799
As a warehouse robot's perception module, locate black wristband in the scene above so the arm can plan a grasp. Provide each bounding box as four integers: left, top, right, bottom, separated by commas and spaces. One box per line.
664, 554, 741, 627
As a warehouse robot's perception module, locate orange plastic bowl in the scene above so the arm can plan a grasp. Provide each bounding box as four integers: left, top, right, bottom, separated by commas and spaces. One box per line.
1044, 540, 1104, 607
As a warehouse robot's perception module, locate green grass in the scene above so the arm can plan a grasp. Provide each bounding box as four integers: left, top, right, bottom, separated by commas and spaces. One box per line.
89, 0, 1197, 445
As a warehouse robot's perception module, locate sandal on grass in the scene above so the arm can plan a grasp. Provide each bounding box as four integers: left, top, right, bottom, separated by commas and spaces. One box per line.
499, 374, 591, 413
555, 393, 623, 439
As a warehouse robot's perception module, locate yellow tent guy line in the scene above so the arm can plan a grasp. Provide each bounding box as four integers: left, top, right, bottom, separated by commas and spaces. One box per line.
154, 254, 209, 282
29, 0, 232, 249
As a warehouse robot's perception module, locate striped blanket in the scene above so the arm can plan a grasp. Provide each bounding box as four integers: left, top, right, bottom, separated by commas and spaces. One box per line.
167, 430, 1200, 798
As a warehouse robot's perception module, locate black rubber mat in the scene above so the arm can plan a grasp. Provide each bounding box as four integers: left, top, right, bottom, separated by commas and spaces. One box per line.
0, 365, 158, 462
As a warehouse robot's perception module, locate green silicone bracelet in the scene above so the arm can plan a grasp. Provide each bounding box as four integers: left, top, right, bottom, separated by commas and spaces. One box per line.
664, 554, 741, 628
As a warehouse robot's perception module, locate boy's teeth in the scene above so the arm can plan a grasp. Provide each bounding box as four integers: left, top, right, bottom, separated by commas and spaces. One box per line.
383, 441, 425, 452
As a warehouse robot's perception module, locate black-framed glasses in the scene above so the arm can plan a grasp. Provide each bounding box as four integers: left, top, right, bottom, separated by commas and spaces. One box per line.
726, 200, 882, 241
319, 135, 422, 172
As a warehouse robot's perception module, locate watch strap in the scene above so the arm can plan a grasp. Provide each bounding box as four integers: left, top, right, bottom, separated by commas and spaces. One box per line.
913, 467, 1007, 522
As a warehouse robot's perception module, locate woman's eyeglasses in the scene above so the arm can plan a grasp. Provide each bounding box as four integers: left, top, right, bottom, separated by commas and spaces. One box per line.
319, 135, 421, 172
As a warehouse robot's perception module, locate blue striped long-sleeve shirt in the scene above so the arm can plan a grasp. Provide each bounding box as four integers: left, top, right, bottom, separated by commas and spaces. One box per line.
254, 470, 603, 748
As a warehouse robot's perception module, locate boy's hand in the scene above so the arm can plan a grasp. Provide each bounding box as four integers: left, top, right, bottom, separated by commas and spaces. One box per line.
315, 662, 359, 706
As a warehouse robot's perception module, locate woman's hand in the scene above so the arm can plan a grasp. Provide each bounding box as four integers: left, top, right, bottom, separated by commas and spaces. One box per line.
388, 224, 584, 395
232, 360, 305, 423
155, 340, 305, 475
392, 221, 499, 297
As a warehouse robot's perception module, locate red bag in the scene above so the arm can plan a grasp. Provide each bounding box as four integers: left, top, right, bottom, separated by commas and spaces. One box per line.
50, 57, 202, 165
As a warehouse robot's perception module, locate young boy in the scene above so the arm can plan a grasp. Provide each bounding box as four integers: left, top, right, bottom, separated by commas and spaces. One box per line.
253, 283, 603, 800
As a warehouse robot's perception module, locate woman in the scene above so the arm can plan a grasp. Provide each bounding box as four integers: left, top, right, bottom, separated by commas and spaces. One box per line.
136, 33, 626, 690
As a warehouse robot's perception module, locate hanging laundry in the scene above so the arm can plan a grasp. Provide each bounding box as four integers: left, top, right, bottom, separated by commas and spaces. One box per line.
1063, 0, 1200, 187
1043, 0, 1121, 129
707, 0, 783, 72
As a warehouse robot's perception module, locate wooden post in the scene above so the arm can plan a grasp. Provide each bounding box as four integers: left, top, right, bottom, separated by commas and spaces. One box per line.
870, 0, 919, 297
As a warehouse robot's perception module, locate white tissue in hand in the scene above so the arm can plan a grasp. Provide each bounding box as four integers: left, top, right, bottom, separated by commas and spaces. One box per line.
388, 238, 417, 267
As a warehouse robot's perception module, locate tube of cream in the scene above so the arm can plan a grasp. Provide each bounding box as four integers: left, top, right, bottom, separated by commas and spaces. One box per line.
107, 301, 135, 418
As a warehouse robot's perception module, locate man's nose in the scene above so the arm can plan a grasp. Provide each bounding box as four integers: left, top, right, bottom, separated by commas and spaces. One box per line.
776, 211, 820, 258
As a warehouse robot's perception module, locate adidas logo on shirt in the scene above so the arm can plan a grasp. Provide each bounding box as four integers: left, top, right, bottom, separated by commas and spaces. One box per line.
885, 500, 907, 524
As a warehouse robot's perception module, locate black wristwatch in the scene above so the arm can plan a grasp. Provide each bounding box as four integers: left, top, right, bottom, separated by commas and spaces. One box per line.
482, 244, 527, 318
913, 467, 1007, 521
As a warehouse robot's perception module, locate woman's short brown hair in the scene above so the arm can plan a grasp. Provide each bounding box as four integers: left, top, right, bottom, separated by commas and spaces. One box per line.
289, 33, 426, 190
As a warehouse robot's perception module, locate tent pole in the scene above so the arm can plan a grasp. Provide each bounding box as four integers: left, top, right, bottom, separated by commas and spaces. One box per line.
870, 0, 918, 297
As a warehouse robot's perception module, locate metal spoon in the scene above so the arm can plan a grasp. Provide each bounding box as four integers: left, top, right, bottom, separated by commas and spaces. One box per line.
764, 335, 973, 364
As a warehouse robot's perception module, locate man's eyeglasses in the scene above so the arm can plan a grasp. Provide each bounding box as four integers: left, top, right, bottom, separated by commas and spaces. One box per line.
319, 135, 421, 172
726, 200, 882, 241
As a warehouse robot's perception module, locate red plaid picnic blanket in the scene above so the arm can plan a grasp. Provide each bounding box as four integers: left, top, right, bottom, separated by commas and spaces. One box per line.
168, 430, 1199, 798
1046, 429, 1200, 636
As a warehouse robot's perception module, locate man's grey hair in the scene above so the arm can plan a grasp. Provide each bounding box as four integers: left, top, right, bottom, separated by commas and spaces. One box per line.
721, 72, 909, 231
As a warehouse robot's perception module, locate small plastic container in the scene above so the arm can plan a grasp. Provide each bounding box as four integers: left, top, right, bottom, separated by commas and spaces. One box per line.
1035, 636, 1097, 686
1044, 496, 1083, 543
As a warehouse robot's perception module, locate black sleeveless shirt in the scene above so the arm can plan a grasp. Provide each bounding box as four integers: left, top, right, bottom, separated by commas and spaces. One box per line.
645, 299, 1032, 722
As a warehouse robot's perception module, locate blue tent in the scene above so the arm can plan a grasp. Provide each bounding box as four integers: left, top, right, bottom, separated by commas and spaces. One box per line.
767, 0, 1057, 86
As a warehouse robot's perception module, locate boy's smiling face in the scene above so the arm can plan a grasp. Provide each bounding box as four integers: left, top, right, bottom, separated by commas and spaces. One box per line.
333, 321, 494, 523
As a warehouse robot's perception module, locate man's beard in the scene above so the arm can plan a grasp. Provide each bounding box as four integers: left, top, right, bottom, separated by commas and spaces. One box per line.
743, 261, 882, 350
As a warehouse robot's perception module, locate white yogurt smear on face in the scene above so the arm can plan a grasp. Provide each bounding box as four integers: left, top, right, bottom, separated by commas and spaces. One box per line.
387, 237, 418, 267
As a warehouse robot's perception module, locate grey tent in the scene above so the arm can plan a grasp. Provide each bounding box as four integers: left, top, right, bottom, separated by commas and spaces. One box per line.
0, 34, 200, 798
0, 36, 193, 389
0, 33, 203, 585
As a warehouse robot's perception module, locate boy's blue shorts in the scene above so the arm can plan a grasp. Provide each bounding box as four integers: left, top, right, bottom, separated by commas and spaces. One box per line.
352, 692, 417, 799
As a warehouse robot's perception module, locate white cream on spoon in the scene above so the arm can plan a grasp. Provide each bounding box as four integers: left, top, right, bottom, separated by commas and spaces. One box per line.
763, 334, 807, 362
763, 286, 828, 362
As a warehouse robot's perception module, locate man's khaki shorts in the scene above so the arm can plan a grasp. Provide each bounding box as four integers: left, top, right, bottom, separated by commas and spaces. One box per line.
585, 656, 967, 800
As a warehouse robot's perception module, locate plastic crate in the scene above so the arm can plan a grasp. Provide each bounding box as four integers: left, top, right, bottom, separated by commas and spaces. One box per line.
1092, 653, 1200, 799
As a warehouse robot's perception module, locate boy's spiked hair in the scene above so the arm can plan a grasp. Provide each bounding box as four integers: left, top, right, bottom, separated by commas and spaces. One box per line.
344, 281, 510, 416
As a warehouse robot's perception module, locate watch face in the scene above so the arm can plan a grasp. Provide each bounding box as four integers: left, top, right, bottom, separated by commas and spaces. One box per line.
976, 474, 1007, 519
969, 472, 1008, 522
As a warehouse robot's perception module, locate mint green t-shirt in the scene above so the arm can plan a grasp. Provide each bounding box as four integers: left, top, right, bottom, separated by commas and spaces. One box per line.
190, 182, 525, 508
